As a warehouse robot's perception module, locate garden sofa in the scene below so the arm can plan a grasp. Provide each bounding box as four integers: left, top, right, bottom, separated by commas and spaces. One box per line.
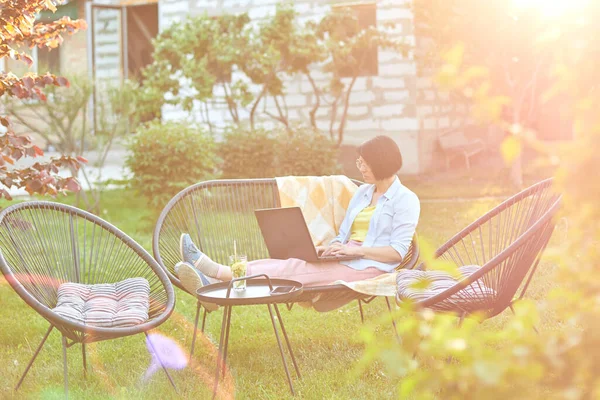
153, 178, 419, 355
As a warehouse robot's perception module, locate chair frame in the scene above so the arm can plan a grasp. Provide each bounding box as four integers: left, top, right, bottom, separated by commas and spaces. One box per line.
153, 178, 419, 354
401, 178, 560, 323
0, 202, 177, 396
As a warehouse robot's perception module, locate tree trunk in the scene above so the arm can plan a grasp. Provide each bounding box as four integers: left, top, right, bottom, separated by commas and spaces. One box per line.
509, 155, 523, 189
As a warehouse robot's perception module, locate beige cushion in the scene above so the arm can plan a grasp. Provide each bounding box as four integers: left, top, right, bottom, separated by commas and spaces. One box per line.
53, 278, 150, 328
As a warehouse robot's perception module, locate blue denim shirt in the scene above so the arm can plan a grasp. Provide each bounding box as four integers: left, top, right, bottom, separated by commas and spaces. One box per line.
330, 177, 420, 273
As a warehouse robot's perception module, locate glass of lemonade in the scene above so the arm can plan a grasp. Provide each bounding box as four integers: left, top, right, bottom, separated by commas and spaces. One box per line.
229, 254, 248, 291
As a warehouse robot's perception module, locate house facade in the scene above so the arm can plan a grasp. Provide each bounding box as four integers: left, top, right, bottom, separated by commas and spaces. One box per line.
4, 0, 458, 174
157, 0, 453, 175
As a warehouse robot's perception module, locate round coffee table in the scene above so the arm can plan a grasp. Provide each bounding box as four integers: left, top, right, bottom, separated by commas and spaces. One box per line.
196, 274, 303, 398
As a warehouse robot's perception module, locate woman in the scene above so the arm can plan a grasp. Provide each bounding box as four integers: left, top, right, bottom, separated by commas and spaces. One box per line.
176, 135, 420, 288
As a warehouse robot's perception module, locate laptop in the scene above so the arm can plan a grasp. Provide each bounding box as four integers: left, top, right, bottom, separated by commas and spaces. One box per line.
254, 207, 363, 263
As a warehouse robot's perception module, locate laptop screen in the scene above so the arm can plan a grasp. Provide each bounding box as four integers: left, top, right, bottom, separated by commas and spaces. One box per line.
254, 207, 320, 262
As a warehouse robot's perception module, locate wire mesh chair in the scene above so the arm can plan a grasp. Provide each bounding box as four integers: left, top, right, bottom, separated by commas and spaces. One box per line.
398, 178, 561, 324
153, 178, 419, 357
0, 202, 176, 396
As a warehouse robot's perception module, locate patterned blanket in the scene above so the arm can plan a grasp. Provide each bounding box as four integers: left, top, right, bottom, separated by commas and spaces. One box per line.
332, 272, 398, 297
275, 175, 357, 246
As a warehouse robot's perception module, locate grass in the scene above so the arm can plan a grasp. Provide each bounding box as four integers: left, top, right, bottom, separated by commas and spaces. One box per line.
0, 182, 564, 399
399, 162, 557, 200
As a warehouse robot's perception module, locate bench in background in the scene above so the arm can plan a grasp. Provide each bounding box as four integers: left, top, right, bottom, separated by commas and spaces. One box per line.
438, 128, 486, 170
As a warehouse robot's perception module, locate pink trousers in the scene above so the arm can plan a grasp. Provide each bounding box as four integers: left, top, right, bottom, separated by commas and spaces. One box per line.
246, 241, 385, 287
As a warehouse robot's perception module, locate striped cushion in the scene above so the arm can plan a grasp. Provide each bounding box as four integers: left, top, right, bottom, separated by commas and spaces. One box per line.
53, 278, 150, 328
396, 265, 496, 307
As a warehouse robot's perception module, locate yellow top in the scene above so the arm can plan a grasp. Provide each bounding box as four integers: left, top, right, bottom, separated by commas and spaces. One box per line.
349, 205, 376, 243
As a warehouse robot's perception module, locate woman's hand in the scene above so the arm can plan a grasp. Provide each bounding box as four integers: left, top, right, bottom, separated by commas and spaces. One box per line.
320, 242, 343, 256
315, 245, 328, 255
321, 242, 401, 262
327, 243, 364, 257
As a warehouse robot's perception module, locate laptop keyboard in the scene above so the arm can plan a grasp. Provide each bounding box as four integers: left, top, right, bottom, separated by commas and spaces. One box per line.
319, 255, 354, 261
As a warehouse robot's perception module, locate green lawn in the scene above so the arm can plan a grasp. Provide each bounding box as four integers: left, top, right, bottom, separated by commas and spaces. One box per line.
0, 185, 563, 399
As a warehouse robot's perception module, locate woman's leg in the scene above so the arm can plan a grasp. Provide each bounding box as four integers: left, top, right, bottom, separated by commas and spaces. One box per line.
182, 249, 383, 286
247, 258, 384, 287
181, 234, 232, 280
181, 234, 384, 285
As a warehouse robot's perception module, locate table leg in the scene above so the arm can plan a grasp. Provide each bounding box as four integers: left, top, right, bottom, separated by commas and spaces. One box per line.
267, 304, 295, 396
212, 305, 232, 400
201, 307, 208, 333
221, 305, 233, 376
273, 304, 301, 379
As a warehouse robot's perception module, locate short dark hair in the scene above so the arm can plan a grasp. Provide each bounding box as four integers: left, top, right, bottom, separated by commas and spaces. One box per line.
357, 135, 403, 180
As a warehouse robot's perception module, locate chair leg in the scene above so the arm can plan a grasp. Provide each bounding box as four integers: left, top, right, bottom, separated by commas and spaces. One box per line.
212, 306, 232, 400
190, 301, 202, 364
357, 299, 365, 324
62, 335, 69, 399
509, 304, 539, 334
82, 343, 87, 378
412, 333, 424, 360
15, 325, 54, 391
144, 332, 178, 393
385, 297, 401, 345
441, 314, 466, 365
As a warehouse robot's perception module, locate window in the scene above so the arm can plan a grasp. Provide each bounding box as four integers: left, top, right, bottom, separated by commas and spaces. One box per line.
36, 47, 61, 75
334, 2, 378, 77
33, 0, 75, 75
4, 46, 61, 76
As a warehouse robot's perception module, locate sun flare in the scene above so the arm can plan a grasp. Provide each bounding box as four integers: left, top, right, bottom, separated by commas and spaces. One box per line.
512, 0, 591, 18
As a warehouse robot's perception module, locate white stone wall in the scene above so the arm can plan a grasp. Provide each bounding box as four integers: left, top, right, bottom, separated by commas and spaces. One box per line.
158, 0, 422, 174
159, 0, 190, 30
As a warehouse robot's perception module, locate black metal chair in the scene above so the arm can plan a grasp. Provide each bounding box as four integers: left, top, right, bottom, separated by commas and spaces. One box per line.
397, 178, 561, 324
0, 202, 176, 396
153, 178, 419, 357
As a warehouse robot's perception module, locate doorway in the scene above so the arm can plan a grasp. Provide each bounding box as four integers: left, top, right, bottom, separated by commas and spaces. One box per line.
126, 3, 158, 80
88, 1, 160, 130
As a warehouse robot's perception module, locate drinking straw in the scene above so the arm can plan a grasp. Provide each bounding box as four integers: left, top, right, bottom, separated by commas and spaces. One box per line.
234, 240, 237, 261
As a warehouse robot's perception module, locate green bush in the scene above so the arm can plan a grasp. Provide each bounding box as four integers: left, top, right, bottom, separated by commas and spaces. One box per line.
219, 125, 341, 178
275, 126, 341, 176
126, 121, 219, 209
219, 127, 278, 178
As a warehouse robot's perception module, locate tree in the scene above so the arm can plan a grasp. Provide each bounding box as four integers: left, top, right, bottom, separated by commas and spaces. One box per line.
3, 75, 92, 155
135, 12, 254, 131
361, 2, 600, 398
310, 7, 406, 145
0, 0, 87, 200
413, 0, 558, 187
138, 4, 407, 145
3, 76, 137, 213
